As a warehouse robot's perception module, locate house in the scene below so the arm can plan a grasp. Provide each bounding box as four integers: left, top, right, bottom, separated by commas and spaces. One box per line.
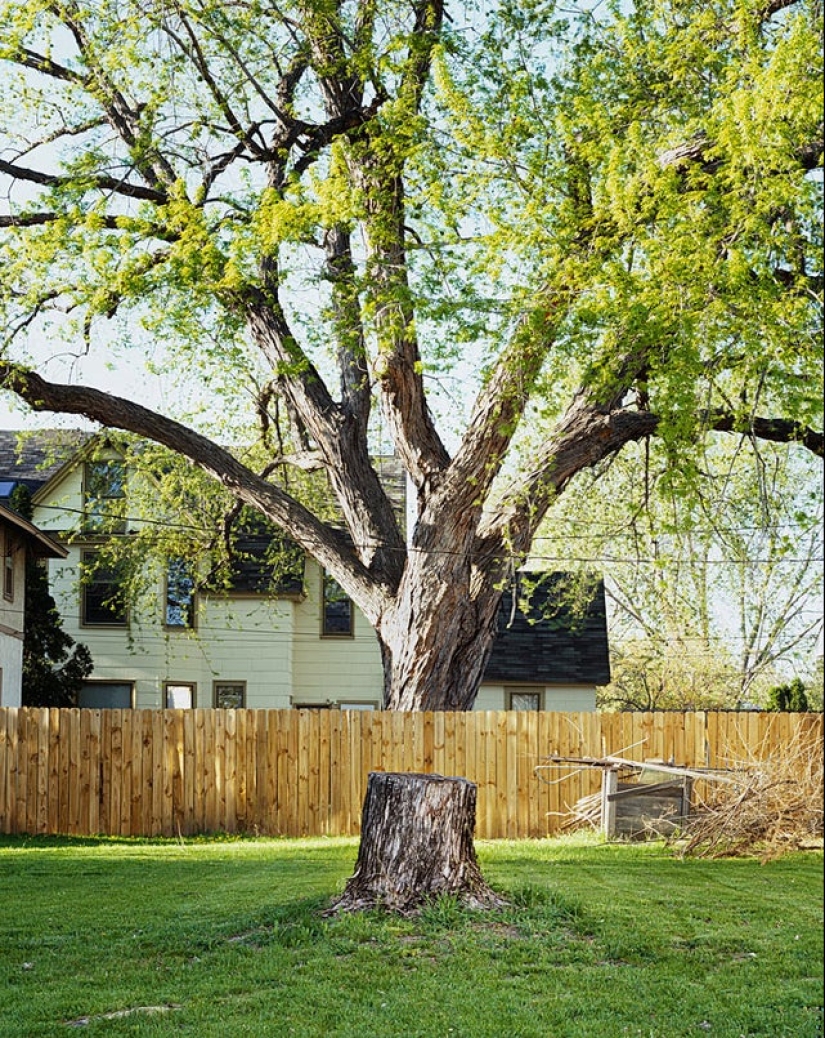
0, 499, 68, 706
0, 429, 610, 711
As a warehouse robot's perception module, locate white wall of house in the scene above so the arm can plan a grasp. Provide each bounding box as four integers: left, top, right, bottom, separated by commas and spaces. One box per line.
0, 524, 27, 706
291, 561, 384, 708
45, 548, 300, 709
0, 634, 22, 707
475, 683, 596, 712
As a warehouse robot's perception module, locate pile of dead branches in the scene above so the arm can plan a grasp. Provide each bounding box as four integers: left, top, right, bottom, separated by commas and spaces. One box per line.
674, 723, 824, 862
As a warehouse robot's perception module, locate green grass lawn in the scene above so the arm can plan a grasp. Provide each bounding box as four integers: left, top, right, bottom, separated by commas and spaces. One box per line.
0, 833, 821, 1038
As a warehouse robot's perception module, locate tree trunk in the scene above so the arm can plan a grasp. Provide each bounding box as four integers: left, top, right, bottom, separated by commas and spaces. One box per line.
329, 772, 506, 914
376, 533, 508, 711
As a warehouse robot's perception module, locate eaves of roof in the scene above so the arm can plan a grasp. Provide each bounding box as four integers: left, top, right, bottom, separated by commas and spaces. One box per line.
0, 501, 68, 559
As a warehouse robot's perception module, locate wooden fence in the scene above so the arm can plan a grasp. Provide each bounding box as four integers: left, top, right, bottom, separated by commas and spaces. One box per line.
1, 708, 821, 840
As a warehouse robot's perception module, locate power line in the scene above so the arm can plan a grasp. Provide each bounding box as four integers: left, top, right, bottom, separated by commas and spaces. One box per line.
35, 501, 823, 541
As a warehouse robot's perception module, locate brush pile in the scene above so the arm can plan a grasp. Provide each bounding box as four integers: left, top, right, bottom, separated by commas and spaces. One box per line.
674, 723, 824, 862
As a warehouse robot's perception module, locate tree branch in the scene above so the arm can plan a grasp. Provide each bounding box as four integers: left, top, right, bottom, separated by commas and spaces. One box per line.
443, 299, 564, 517
161, 13, 269, 161
245, 285, 406, 582
0, 365, 392, 618
0, 212, 123, 229
478, 400, 823, 555
56, 3, 178, 189
658, 127, 824, 174
14, 46, 89, 84
0, 158, 167, 203
705, 411, 824, 456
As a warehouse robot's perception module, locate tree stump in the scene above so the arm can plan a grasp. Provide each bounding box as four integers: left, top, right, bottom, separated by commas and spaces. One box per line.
329, 772, 506, 914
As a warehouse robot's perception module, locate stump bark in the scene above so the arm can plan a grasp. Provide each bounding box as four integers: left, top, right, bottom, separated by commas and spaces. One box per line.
329, 772, 505, 914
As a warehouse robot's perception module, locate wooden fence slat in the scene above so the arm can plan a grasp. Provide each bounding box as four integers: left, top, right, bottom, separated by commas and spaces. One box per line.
14, 708, 26, 835
0, 708, 11, 833
120, 711, 136, 837
0, 709, 820, 839
315, 709, 329, 835
127, 711, 143, 837
34, 709, 49, 836
67, 707, 81, 836
235, 709, 247, 833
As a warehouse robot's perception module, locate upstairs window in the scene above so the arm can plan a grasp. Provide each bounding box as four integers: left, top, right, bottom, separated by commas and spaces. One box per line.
81, 550, 127, 626
83, 460, 126, 533
322, 572, 353, 636
165, 558, 195, 628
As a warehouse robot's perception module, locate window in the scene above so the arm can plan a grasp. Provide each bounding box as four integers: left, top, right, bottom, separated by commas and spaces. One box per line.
82, 551, 127, 626
508, 689, 543, 711
83, 460, 126, 532
165, 558, 195, 628
165, 683, 196, 708
3, 532, 13, 601
322, 572, 353, 636
79, 682, 133, 708
214, 681, 245, 709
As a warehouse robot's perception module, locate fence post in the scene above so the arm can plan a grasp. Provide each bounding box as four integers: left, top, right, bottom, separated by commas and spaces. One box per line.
601, 767, 619, 837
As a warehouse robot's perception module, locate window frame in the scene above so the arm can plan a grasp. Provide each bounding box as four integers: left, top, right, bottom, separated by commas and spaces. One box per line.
164, 682, 197, 708
78, 681, 134, 709
82, 459, 127, 533
81, 550, 128, 627
507, 688, 544, 711
321, 570, 354, 637
2, 531, 14, 602
213, 681, 246, 709
164, 558, 196, 630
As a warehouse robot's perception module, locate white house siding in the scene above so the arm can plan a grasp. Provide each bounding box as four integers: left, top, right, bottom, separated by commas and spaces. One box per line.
0, 629, 23, 706
291, 560, 385, 708
475, 684, 596, 712
44, 549, 297, 708
0, 528, 27, 706
187, 595, 295, 709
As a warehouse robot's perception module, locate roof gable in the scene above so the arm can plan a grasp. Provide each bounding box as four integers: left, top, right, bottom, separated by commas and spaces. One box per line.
0, 502, 68, 559
484, 574, 611, 686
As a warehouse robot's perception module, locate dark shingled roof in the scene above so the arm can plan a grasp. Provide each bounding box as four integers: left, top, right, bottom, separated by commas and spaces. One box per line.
483, 574, 611, 686
0, 429, 92, 497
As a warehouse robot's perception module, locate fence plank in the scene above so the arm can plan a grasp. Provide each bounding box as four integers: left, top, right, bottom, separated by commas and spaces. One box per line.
0, 709, 820, 839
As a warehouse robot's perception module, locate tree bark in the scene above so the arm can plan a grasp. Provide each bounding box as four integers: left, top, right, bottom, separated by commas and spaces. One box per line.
329, 772, 505, 914
376, 550, 506, 711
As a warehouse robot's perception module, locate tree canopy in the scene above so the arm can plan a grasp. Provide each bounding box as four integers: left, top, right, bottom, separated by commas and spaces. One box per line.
0, 0, 821, 709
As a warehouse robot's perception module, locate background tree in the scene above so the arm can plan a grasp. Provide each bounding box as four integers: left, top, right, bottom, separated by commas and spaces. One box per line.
9, 485, 93, 707
0, 0, 821, 713
534, 438, 824, 710
766, 677, 810, 712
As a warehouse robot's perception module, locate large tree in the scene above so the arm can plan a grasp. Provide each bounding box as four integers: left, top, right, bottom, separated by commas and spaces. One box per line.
0, 0, 822, 712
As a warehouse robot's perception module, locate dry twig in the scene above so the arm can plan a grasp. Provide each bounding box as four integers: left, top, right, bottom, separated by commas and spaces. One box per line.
673, 723, 824, 861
